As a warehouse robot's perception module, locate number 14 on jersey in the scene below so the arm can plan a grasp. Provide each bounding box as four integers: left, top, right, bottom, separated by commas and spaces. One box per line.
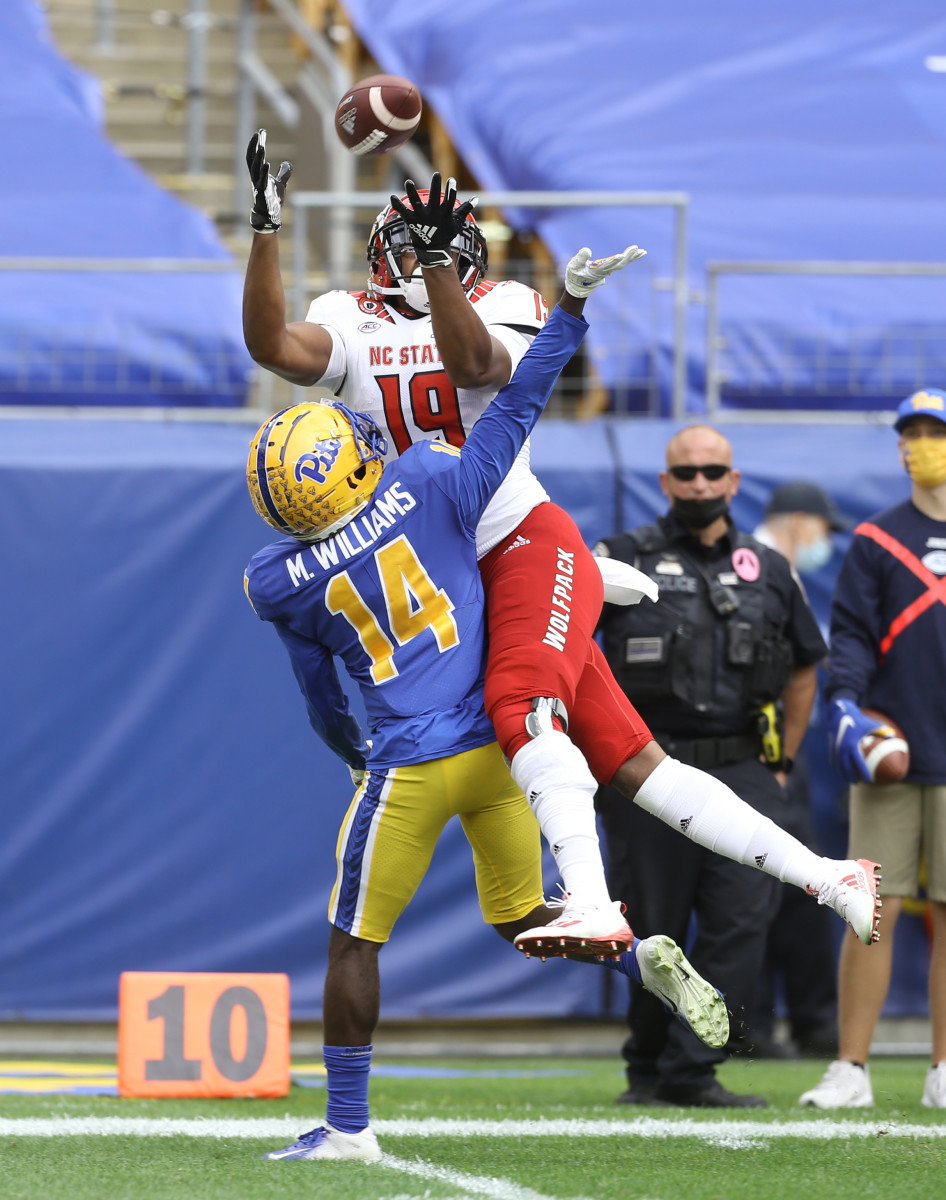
327, 533, 460, 683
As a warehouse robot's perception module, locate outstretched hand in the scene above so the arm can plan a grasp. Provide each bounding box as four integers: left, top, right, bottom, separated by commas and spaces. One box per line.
564, 245, 647, 298
389, 172, 477, 268
246, 129, 292, 234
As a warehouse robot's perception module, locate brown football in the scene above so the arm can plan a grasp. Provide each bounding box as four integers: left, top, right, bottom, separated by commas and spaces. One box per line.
334, 74, 422, 157
859, 708, 910, 784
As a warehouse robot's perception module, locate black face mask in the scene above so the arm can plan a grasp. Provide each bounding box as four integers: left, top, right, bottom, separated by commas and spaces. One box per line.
671, 495, 730, 529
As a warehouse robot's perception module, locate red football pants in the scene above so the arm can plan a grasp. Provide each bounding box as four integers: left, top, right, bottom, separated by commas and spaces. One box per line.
479, 502, 652, 783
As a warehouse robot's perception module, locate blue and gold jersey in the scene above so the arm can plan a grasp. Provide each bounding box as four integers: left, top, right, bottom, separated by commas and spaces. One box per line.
247, 443, 493, 767
245, 306, 587, 771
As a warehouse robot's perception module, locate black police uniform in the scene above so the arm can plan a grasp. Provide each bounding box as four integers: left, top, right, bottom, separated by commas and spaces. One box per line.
595, 512, 827, 1103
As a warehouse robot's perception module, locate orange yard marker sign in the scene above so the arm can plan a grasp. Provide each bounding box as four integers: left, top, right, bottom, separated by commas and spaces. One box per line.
118, 972, 290, 1098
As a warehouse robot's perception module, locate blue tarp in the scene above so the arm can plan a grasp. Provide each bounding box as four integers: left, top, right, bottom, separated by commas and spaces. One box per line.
0, 416, 930, 1019
0, 2, 252, 405
343, 0, 946, 413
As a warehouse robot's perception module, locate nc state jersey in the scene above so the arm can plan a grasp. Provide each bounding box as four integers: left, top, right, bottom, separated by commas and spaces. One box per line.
306, 279, 551, 557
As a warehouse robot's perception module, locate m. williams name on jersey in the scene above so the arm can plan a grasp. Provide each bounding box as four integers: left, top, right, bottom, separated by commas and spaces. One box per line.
284, 481, 418, 587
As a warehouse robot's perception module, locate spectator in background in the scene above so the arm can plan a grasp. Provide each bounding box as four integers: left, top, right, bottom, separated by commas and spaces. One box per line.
755, 482, 847, 579
744, 482, 850, 1059
800, 389, 946, 1110
594, 426, 836, 1108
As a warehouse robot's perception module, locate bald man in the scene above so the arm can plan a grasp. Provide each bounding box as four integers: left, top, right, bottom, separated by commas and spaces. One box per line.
591, 424, 841, 1107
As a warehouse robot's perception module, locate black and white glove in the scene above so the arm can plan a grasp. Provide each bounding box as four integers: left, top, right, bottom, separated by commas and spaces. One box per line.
564, 245, 647, 298
389, 172, 477, 268
246, 129, 292, 234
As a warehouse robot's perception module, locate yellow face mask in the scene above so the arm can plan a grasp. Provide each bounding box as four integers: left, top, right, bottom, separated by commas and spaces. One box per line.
903, 437, 946, 489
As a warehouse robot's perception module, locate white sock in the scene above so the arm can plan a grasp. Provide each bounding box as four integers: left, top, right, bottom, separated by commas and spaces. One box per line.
510, 731, 612, 909
634, 756, 827, 891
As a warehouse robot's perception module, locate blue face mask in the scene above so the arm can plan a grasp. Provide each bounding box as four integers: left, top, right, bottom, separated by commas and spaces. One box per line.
796, 535, 833, 575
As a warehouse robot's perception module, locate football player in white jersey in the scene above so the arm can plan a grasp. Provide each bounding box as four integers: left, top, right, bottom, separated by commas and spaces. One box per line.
243, 132, 883, 962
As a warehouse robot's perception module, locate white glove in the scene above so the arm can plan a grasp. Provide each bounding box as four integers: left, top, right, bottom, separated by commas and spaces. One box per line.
564, 245, 647, 298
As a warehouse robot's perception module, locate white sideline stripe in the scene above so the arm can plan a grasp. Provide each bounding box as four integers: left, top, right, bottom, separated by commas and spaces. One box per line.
380, 1152, 584, 1200
1, 1116, 945, 1140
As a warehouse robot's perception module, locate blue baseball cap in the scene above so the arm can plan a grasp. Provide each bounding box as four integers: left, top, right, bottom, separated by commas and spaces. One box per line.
894, 388, 946, 432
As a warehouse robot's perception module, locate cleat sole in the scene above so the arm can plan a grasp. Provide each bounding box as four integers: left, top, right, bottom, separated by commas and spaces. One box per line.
637, 935, 730, 1050
514, 933, 630, 960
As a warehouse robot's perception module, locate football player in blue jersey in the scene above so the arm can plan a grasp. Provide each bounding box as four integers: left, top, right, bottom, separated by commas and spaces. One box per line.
244, 250, 731, 1162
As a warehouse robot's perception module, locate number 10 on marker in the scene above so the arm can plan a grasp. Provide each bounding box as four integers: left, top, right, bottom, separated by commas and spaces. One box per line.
118, 972, 290, 1098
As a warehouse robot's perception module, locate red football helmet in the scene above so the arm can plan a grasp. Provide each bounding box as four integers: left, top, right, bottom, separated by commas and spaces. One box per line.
367, 190, 488, 310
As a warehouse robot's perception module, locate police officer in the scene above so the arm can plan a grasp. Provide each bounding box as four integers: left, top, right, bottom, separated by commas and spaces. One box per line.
595, 425, 828, 1107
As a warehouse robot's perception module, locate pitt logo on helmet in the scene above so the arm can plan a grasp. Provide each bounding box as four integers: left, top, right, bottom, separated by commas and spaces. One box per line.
295, 437, 342, 484
248, 403, 388, 542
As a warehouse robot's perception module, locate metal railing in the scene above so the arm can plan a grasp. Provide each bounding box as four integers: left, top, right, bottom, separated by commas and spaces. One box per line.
0, 257, 251, 408
290, 189, 691, 418
706, 260, 946, 420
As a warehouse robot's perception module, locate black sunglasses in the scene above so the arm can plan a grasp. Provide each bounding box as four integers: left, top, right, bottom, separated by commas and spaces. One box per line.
668, 464, 730, 482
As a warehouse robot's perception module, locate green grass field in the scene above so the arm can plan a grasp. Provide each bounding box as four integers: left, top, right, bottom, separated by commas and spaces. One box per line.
2, 1056, 944, 1200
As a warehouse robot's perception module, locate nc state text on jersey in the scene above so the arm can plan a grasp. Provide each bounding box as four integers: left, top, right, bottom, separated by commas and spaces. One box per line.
369, 344, 442, 367
284, 481, 418, 586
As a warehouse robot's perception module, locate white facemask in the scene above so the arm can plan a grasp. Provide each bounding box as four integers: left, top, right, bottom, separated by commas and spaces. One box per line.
398, 268, 431, 314
795, 534, 833, 575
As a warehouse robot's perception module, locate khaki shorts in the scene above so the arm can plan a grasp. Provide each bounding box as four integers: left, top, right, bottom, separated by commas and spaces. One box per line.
849, 781, 946, 900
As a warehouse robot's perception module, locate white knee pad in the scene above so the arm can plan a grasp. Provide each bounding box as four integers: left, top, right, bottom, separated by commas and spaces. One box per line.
510, 730, 611, 908
510, 729, 597, 807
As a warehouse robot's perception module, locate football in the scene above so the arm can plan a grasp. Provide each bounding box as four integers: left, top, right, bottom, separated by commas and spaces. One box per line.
859, 708, 910, 784
334, 74, 422, 157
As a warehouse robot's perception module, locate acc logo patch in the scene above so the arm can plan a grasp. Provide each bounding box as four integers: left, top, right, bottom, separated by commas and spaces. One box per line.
295, 437, 341, 484
921, 549, 946, 575
358, 321, 381, 333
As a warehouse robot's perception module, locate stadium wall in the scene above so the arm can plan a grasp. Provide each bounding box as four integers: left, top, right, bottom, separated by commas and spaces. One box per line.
0, 417, 929, 1020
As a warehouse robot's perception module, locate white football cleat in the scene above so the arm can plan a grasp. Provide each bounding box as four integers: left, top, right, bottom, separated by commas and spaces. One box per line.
514, 899, 633, 960
799, 1060, 874, 1109
636, 935, 730, 1050
262, 1122, 382, 1161
922, 1063, 946, 1108
812, 858, 882, 945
